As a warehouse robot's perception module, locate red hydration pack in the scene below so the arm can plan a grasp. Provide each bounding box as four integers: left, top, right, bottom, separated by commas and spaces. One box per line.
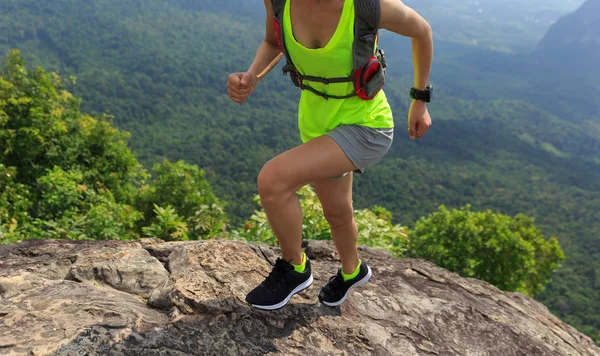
271, 0, 387, 100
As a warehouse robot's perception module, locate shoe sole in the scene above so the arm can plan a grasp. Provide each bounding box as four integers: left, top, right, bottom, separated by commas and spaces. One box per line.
321, 266, 372, 307
251, 275, 314, 310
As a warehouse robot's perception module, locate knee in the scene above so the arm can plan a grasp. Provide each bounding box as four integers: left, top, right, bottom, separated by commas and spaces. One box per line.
257, 161, 291, 205
323, 205, 355, 229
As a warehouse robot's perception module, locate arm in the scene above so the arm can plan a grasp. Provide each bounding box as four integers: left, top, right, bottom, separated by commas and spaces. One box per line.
227, 0, 282, 103
379, 0, 434, 139
248, 1, 283, 82
380, 0, 433, 91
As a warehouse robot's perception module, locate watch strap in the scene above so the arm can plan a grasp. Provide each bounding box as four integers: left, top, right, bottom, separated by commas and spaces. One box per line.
410, 84, 432, 102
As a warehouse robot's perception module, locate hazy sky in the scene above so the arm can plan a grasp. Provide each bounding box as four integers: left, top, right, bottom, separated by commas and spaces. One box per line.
400, 0, 587, 52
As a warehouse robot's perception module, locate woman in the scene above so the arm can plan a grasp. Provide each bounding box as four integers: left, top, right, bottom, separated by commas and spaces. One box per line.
227, 0, 433, 310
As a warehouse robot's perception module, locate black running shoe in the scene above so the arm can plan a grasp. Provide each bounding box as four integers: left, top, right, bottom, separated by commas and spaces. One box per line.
245, 257, 313, 310
318, 261, 372, 307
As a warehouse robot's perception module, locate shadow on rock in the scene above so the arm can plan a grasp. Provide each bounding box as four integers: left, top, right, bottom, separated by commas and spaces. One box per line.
54, 297, 343, 356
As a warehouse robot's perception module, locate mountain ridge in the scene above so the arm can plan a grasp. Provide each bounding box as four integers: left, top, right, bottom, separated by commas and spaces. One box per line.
535, 0, 600, 73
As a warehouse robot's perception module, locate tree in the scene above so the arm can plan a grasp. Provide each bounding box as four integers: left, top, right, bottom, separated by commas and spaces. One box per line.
407, 204, 565, 297
0, 164, 31, 242
31, 165, 143, 241
0, 50, 146, 205
0, 50, 228, 243
137, 159, 228, 239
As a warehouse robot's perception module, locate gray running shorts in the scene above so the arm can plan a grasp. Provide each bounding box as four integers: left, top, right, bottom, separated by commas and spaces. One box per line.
326, 124, 394, 175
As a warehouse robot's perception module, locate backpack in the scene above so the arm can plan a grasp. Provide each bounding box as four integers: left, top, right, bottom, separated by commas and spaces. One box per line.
270, 0, 387, 100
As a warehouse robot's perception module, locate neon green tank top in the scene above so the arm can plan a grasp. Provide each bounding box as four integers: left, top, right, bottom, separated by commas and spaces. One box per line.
282, 0, 394, 143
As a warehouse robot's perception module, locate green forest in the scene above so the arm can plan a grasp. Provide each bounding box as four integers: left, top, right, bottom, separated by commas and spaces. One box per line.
0, 0, 599, 342
0, 49, 567, 317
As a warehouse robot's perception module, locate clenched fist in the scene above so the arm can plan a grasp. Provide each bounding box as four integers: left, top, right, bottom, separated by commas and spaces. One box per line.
408, 100, 432, 140
227, 72, 258, 104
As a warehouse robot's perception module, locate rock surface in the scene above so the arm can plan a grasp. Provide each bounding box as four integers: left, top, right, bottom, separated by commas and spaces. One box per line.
0, 238, 598, 356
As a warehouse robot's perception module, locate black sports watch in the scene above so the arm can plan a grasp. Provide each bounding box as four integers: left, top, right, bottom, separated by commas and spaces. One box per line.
409, 84, 433, 103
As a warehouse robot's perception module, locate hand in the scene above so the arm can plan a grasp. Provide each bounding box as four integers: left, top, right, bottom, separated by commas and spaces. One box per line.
227, 72, 258, 104
408, 100, 432, 140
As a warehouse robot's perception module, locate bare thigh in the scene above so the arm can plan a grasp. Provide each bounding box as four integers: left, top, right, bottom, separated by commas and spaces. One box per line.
257, 135, 357, 197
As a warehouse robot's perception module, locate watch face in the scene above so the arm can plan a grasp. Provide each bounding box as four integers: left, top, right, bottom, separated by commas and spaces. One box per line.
410, 85, 432, 102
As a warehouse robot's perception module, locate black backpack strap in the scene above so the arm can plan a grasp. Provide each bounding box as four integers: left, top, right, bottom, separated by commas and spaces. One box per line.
353, 0, 381, 71
270, 0, 294, 70
271, 0, 285, 17
303, 84, 357, 100
270, 0, 383, 100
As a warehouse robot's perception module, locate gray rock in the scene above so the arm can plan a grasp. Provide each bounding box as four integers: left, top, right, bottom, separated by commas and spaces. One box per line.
0, 272, 168, 356
0, 238, 597, 356
66, 243, 171, 301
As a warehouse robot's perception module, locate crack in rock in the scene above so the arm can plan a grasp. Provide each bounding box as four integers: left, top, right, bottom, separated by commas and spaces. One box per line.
0, 238, 598, 356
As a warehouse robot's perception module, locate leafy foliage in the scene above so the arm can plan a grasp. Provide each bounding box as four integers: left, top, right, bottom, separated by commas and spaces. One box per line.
142, 204, 189, 241
33, 166, 143, 240
355, 206, 408, 258
0, 164, 30, 241
0, 50, 225, 243
0, 51, 146, 204
408, 205, 565, 297
137, 159, 228, 239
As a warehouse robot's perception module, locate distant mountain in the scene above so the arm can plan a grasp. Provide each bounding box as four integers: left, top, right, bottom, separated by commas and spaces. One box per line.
403, 0, 584, 53
524, 0, 600, 120
535, 0, 600, 74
